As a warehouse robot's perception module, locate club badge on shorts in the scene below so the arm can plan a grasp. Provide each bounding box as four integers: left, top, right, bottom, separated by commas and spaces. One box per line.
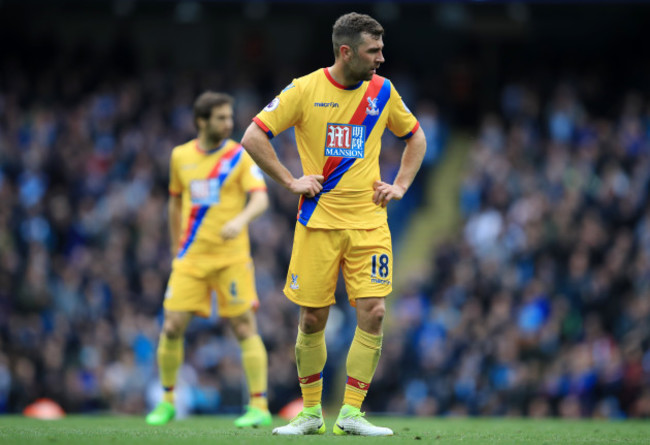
290, 274, 299, 290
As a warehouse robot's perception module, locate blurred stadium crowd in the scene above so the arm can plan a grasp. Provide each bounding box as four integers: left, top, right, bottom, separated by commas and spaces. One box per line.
2, 35, 650, 421
372, 85, 650, 419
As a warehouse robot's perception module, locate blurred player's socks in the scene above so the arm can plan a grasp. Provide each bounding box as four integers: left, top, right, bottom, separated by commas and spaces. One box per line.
239, 334, 269, 410
157, 334, 183, 403
295, 328, 326, 408
343, 327, 382, 408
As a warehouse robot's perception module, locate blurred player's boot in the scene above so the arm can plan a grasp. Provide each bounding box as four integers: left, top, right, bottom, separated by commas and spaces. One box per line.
146, 401, 176, 425
272, 404, 325, 435
333, 404, 393, 436
234, 405, 272, 428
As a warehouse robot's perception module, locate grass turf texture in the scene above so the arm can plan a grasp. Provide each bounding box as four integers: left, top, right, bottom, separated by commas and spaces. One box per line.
1, 415, 649, 444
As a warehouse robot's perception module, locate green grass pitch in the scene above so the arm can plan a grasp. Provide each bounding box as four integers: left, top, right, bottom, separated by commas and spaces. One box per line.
1, 415, 649, 445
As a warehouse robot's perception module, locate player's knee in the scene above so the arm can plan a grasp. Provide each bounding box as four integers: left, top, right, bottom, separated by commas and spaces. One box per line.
228, 310, 256, 341
300, 312, 326, 333
369, 304, 385, 326
359, 301, 385, 333
162, 320, 185, 339
231, 319, 254, 341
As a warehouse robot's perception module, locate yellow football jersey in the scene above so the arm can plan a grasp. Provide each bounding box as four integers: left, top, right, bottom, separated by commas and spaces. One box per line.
253, 68, 419, 229
169, 139, 266, 262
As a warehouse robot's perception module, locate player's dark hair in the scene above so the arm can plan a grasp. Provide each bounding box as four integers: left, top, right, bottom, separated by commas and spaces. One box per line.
332, 12, 384, 59
193, 91, 234, 128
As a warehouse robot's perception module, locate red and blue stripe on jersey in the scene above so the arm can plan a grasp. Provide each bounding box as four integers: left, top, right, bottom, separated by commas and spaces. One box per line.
177, 144, 244, 258
398, 121, 420, 140
252, 117, 274, 139
297, 75, 391, 226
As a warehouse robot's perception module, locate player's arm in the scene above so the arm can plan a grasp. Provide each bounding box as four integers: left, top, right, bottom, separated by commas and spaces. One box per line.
168, 194, 182, 256
373, 126, 426, 207
220, 190, 269, 240
241, 123, 323, 198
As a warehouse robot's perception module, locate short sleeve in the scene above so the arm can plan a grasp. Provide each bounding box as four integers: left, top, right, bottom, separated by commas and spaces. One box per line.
253, 80, 302, 139
169, 149, 182, 196
387, 83, 420, 140
239, 152, 267, 192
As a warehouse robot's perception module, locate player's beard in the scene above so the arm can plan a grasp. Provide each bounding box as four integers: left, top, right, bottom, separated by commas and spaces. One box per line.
205, 127, 231, 148
356, 69, 374, 82
348, 57, 377, 83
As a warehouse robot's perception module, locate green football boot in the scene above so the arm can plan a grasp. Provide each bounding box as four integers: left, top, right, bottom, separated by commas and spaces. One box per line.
146, 401, 176, 426
234, 405, 272, 428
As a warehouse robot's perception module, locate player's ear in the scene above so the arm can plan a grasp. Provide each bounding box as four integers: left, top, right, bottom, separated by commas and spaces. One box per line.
340, 44, 353, 61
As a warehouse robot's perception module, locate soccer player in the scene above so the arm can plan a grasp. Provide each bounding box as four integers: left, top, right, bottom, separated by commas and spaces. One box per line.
146, 92, 271, 428
241, 13, 426, 436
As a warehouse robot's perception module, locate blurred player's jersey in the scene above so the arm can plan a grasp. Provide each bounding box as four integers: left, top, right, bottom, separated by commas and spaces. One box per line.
169, 138, 266, 263
253, 68, 419, 230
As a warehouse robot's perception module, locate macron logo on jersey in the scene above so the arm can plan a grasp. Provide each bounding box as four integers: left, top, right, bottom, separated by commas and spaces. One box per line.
314, 102, 339, 108
324, 123, 365, 158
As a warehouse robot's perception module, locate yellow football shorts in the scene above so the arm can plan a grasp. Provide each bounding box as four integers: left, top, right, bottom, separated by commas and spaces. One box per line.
164, 256, 259, 318
284, 222, 393, 308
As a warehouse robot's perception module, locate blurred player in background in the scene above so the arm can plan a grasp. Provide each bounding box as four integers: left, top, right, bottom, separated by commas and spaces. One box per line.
146, 92, 271, 427
242, 12, 426, 436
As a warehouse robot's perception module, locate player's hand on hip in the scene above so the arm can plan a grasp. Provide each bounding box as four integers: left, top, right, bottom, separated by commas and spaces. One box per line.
221, 216, 245, 240
373, 180, 406, 208
289, 175, 324, 198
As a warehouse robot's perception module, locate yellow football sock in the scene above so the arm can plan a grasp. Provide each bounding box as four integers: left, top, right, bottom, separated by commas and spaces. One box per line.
240, 334, 268, 411
157, 334, 183, 404
295, 328, 327, 408
343, 326, 382, 409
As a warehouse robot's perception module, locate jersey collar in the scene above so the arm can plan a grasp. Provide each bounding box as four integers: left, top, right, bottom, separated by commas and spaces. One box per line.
323, 68, 363, 91
195, 138, 228, 155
